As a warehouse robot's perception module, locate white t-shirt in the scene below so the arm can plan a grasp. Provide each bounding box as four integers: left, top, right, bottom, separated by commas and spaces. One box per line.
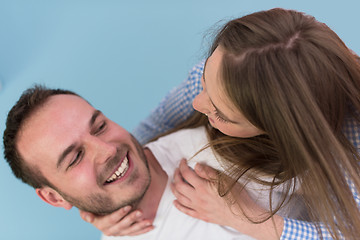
144, 126, 306, 220
102, 127, 255, 240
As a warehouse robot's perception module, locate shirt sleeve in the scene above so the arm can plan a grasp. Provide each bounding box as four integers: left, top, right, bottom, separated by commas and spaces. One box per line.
281, 174, 359, 240
132, 61, 204, 144
281, 218, 335, 240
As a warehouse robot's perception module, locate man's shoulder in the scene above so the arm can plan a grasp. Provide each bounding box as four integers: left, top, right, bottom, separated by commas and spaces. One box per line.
165, 126, 206, 139
144, 126, 209, 173
153, 126, 208, 150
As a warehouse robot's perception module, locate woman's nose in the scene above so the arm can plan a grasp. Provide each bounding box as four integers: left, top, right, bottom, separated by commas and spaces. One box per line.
192, 90, 211, 115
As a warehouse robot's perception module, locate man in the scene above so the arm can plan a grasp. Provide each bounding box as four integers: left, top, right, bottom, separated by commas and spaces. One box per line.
3, 85, 253, 240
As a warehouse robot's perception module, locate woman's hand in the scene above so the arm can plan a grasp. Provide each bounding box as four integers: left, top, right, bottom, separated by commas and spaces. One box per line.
170, 159, 284, 240
79, 206, 154, 236
170, 159, 239, 227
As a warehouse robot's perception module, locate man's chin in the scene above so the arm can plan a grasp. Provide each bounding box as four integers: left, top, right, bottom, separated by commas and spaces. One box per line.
85, 202, 139, 216
74, 190, 146, 216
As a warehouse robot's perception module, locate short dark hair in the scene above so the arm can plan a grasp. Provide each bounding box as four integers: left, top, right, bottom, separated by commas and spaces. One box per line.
3, 85, 79, 189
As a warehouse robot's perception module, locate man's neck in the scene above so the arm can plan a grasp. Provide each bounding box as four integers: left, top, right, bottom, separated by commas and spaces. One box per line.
135, 148, 168, 221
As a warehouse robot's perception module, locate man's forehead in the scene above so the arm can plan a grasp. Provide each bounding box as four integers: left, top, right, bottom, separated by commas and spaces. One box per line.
48, 94, 89, 107
17, 94, 93, 164
21, 95, 91, 131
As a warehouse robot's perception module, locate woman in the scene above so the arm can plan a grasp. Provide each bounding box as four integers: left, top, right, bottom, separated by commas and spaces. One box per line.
81, 8, 360, 239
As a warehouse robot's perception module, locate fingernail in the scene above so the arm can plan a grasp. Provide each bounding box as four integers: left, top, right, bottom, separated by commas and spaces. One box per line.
124, 206, 131, 212
136, 211, 143, 217
85, 215, 91, 222
195, 163, 203, 172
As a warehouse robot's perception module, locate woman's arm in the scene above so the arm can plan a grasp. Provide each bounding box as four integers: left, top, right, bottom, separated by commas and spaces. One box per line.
281, 218, 338, 240
281, 173, 359, 239
132, 61, 204, 144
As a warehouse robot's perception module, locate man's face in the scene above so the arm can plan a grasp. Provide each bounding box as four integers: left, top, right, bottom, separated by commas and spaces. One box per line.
17, 94, 150, 214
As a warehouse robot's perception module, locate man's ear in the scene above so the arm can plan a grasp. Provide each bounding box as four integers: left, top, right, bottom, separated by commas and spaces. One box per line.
36, 186, 73, 210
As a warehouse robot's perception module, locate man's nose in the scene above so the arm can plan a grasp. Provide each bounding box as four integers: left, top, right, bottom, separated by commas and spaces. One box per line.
85, 135, 117, 164
192, 90, 211, 115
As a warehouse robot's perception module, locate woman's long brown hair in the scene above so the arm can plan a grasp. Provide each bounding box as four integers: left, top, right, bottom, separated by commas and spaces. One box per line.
205, 8, 360, 239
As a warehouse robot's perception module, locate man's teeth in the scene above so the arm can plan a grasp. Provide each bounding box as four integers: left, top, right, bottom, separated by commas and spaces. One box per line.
106, 157, 129, 183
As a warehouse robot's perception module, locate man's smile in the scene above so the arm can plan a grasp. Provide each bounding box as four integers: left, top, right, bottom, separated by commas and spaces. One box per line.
105, 153, 130, 184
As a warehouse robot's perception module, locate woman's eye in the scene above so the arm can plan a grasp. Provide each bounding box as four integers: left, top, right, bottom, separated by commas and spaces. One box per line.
214, 111, 229, 123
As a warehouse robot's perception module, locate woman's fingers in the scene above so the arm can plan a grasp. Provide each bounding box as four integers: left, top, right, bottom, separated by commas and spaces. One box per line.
173, 199, 205, 221
80, 210, 96, 223
178, 159, 206, 188
103, 211, 153, 236
171, 168, 193, 206
194, 163, 218, 180
79, 206, 153, 237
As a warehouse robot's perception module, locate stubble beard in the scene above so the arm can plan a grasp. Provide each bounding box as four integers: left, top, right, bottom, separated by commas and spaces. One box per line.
57, 135, 151, 215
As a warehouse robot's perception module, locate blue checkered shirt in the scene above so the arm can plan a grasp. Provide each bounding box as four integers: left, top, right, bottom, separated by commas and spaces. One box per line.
132, 61, 360, 240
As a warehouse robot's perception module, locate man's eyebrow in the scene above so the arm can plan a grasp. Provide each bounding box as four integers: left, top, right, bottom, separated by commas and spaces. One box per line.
57, 110, 102, 169
57, 144, 76, 169
90, 110, 102, 128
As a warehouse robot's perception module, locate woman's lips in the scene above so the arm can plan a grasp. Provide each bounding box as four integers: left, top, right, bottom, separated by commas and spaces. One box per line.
208, 117, 215, 124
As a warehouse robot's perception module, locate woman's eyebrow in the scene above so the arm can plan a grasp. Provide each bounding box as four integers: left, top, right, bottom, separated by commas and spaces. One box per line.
205, 84, 238, 124
203, 58, 209, 83
203, 58, 239, 124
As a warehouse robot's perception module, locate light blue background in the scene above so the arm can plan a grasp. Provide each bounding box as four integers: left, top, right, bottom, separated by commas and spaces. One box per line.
0, 1, 359, 240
